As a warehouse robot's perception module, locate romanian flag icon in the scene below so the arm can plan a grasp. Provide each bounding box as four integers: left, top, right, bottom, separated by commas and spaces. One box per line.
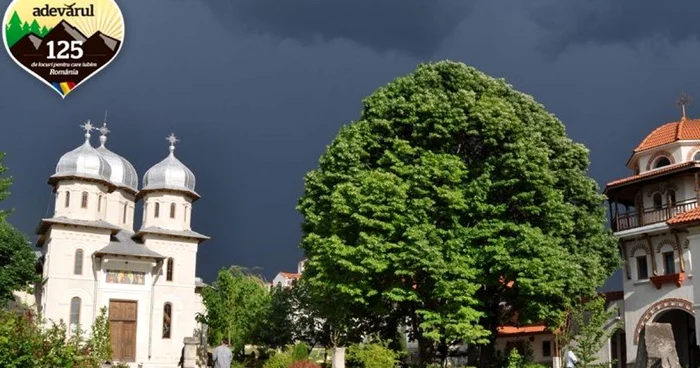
51, 81, 76, 96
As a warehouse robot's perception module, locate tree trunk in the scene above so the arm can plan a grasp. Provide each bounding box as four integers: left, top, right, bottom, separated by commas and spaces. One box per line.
417, 335, 434, 368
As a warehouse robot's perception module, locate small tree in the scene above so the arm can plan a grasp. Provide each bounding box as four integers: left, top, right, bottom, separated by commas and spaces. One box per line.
255, 284, 295, 349
198, 266, 270, 355
558, 295, 621, 368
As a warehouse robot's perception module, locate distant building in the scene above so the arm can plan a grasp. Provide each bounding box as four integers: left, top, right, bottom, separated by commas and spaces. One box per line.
32, 122, 208, 367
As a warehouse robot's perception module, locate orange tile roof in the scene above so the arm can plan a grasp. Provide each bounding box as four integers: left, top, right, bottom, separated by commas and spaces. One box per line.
667, 206, 700, 225
497, 324, 548, 336
279, 272, 301, 279
635, 118, 700, 152
605, 161, 696, 189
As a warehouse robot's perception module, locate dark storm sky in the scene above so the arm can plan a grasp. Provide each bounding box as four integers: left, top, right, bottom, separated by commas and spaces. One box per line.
0, 0, 696, 288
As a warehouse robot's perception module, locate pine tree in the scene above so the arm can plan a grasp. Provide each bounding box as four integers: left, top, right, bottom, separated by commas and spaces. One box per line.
40, 25, 48, 36
21, 21, 29, 34
5, 11, 23, 47
29, 19, 39, 35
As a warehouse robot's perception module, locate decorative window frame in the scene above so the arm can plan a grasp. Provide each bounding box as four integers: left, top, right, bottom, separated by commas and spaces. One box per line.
646, 151, 675, 171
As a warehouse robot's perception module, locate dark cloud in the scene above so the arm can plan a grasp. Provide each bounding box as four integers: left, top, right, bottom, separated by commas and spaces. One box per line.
200, 0, 474, 57
527, 1, 700, 55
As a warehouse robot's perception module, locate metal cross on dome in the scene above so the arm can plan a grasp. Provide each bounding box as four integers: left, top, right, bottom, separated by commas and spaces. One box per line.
167, 133, 179, 148
80, 120, 94, 134
99, 122, 110, 136
677, 93, 692, 119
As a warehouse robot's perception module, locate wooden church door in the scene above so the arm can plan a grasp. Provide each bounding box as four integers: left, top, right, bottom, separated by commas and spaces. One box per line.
109, 300, 138, 362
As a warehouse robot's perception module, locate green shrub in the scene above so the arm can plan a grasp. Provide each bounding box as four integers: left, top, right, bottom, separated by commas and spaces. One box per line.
289, 342, 311, 361
347, 339, 402, 368
0, 307, 113, 368
263, 350, 294, 368
231, 361, 246, 368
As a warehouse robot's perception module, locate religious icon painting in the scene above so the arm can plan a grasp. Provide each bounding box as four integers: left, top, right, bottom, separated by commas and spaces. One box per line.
2, 0, 125, 98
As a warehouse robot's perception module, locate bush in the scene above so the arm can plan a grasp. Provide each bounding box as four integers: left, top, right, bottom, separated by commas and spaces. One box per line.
289, 359, 321, 368
0, 307, 112, 368
289, 342, 311, 361
347, 339, 402, 368
263, 350, 294, 368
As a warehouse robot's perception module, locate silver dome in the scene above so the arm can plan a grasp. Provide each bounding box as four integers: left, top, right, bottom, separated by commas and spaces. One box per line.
96, 135, 138, 193
142, 138, 197, 197
51, 133, 112, 184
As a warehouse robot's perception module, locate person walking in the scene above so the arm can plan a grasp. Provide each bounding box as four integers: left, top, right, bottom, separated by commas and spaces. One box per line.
212, 338, 233, 368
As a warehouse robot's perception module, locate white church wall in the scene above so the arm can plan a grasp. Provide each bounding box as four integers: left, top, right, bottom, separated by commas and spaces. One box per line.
622, 231, 694, 366
141, 193, 193, 231
53, 180, 111, 222
104, 189, 136, 232
679, 143, 700, 164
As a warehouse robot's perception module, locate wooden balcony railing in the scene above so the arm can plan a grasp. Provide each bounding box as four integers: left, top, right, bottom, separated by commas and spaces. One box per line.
614, 198, 698, 232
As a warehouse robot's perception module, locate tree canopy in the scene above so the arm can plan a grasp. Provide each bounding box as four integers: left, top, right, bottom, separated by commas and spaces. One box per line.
198, 266, 270, 354
297, 61, 619, 365
0, 152, 39, 307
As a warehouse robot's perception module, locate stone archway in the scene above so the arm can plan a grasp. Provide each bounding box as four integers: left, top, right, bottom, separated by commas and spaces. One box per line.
634, 298, 694, 345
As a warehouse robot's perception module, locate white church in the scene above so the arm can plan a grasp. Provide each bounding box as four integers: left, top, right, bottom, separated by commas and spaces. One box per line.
30, 120, 208, 367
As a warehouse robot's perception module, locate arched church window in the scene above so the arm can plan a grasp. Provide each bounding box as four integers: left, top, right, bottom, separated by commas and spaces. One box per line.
166, 258, 174, 281
123, 203, 127, 224
69, 297, 81, 334
155, 203, 160, 218
653, 193, 663, 209
74, 249, 83, 275
81, 192, 88, 208
97, 196, 102, 212
65, 191, 70, 208
162, 303, 172, 339
694, 151, 700, 161
170, 203, 176, 219
654, 157, 671, 169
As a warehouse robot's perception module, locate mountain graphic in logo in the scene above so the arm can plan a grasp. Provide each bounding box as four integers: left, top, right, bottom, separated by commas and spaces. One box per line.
9, 20, 121, 88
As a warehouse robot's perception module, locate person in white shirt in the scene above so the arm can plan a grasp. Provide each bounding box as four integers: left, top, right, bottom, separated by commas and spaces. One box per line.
212, 338, 233, 368
565, 350, 579, 368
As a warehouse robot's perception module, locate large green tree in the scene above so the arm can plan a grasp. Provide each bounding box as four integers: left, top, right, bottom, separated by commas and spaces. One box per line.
297, 61, 619, 366
0, 152, 39, 307
198, 266, 270, 356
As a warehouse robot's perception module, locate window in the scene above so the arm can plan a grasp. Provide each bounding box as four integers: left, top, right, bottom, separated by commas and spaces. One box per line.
653, 193, 663, 209
636, 256, 649, 280
64, 191, 70, 208
170, 203, 176, 218
162, 303, 172, 339
166, 258, 174, 281
81, 192, 88, 208
97, 196, 101, 212
694, 152, 700, 161
184, 206, 187, 223
654, 157, 671, 169
542, 340, 551, 357
155, 203, 160, 218
69, 297, 81, 334
123, 203, 127, 223
74, 249, 83, 275
669, 190, 677, 206
663, 251, 676, 275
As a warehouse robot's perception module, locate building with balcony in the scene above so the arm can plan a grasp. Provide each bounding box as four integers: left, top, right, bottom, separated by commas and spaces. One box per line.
606, 113, 700, 367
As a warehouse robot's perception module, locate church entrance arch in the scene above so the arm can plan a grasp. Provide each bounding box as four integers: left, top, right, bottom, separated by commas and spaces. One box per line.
654, 309, 700, 368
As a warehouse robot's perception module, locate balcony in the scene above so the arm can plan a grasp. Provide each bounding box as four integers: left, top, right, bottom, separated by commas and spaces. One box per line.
650, 272, 686, 289
614, 198, 698, 232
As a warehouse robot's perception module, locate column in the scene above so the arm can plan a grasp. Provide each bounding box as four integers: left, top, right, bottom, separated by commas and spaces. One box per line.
687, 233, 700, 345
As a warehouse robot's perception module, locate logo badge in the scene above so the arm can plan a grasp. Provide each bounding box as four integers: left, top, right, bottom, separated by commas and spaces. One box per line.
3, 0, 125, 98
